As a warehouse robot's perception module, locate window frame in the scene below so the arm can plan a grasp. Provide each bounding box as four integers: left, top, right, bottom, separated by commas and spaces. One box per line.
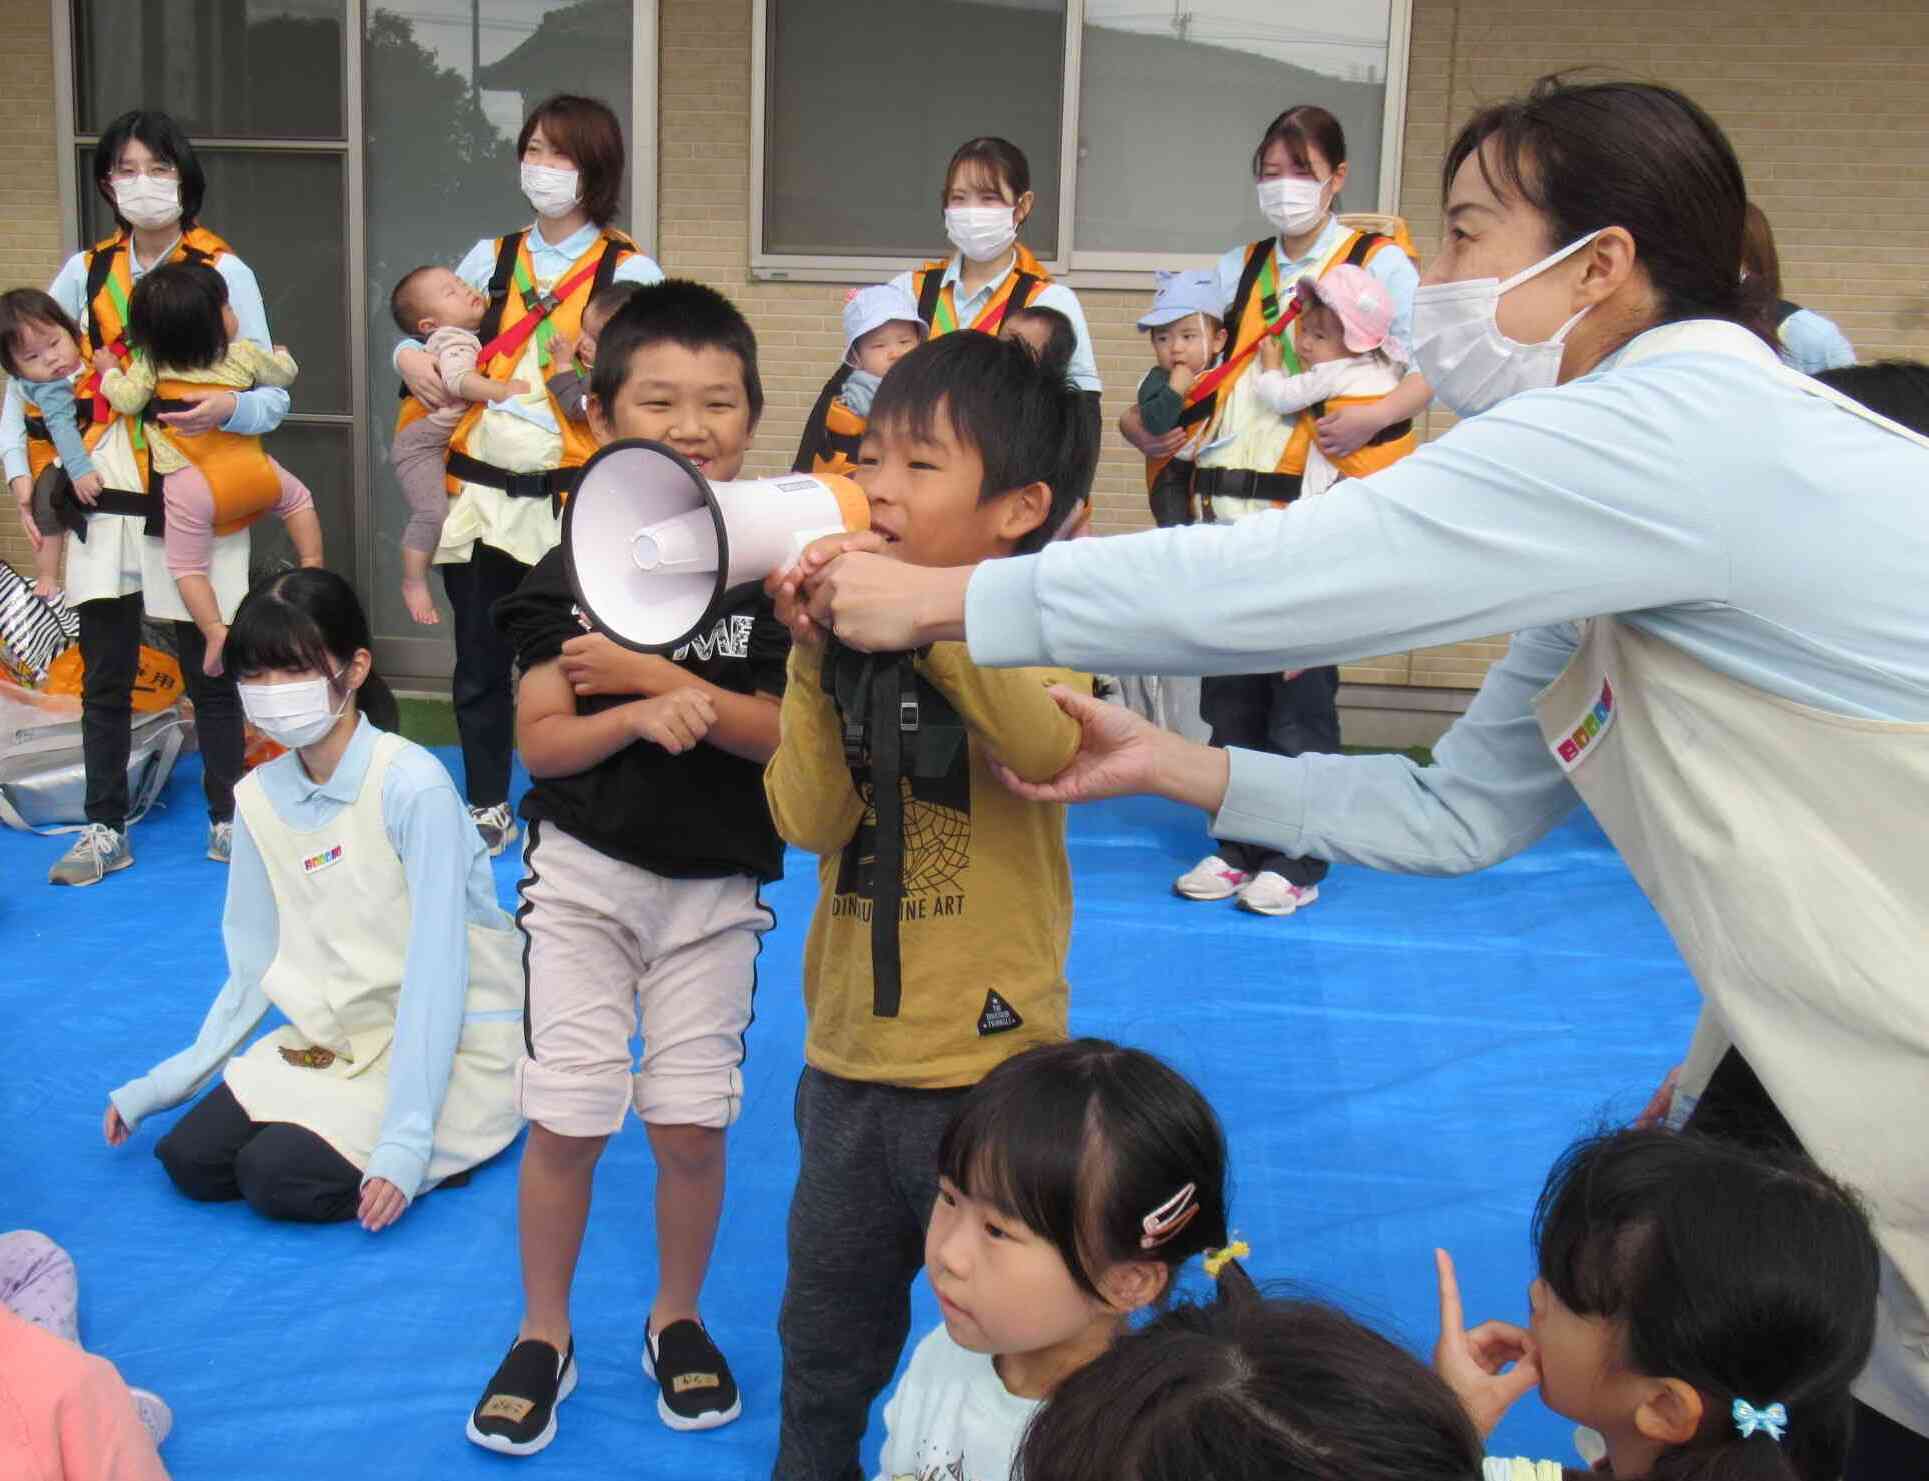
748, 0, 1412, 288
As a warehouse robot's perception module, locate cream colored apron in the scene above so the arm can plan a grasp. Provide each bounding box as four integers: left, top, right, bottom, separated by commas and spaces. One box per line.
1531, 322, 1929, 1434
223, 732, 524, 1186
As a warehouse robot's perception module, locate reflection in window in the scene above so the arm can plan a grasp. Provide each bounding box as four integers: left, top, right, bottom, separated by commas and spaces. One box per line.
1076, 0, 1393, 255
77, 1, 346, 140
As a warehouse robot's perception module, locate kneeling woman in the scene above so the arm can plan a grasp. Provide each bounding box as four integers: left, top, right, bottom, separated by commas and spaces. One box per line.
103, 568, 523, 1229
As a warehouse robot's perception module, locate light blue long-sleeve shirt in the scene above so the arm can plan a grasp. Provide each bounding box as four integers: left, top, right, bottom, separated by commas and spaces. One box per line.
109, 717, 511, 1201
1213, 215, 1419, 353
1777, 306, 1855, 376
2, 237, 288, 482
968, 321, 1929, 875
390, 220, 664, 371
13, 377, 95, 480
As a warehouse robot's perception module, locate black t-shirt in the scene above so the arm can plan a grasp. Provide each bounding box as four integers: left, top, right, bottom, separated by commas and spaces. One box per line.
493, 549, 790, 882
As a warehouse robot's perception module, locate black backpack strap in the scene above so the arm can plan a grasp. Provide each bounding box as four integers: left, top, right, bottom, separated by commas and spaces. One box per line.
474, 231, 525, 346
1008, 272, 1041, 315
915, 267, 946, 328
1225, 240, 1271, 335
589, 233, 632, 297
1342, 231, 1389, 269
792, 364, 855, 474
82, 242, 122, 353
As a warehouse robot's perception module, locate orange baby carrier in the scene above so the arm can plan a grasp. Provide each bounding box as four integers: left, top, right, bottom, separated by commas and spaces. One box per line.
394, 227, 636, 509
791, 246, 1052, 477
143, 375, 283, 535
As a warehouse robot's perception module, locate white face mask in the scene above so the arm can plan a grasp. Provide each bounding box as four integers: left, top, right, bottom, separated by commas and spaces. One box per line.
520, 162, 582, 219
1409, 230, 1603, 418
239, 670, 350, 750
113, 176, 182, 231
944, 206, 1018, 264
1256, 175, 1328, 238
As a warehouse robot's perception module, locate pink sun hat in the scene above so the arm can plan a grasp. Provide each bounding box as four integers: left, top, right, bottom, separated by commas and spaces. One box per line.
1293, 264, 1406, 363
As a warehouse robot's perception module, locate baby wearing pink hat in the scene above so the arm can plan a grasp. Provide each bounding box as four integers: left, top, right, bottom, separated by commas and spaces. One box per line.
1253, 264, 1409, 497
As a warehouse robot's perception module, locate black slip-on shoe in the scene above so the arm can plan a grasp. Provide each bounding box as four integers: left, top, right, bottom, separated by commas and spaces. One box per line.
644, 1318, 741, 1431
466, 1337, 577, 1456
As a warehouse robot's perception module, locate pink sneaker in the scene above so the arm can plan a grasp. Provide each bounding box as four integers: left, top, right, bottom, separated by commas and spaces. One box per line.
1173, 854, 1251, 901
1235, 873, 1319, 917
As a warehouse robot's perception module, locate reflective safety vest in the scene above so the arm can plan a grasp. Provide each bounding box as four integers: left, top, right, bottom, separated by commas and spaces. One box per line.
791, 246, 1053, 476
24, 227, 233, 494
146, 376, 283, 536
1154, 225, 1415, 513
395, 227, 635, 500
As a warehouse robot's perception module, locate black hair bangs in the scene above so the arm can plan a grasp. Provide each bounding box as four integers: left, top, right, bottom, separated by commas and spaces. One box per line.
0, 290, 85, 379
225, 581, 340, 681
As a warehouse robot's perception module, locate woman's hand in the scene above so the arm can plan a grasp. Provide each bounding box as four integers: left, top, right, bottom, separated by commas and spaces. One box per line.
155, 392, 240, 437
1432, 1248, 1540, 1438
1119, 402, 1188, 459
12, 475, 42, 554
1314, 401, 1387, 459
800, 550, 970, 653
397, 347, 442, 406
358, 1178, 409, 1233
102, 1102, 131, 1148
558, 632, 674, 697
766, 530, 891, 648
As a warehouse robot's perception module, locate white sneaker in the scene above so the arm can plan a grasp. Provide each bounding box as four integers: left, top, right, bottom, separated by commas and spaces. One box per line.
207, 820, 233, 863
1235, 873, 1319, 917
1173, 854, 1251, 901
128, 1387, 172, 1448
48, 823, 133, 886
469, 803, 519, 858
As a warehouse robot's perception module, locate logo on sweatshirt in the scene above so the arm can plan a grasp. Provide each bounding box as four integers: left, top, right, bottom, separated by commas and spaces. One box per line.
302, 844, 344, 875
977, 990, 1023, 1037
1550, 676, 1615, 773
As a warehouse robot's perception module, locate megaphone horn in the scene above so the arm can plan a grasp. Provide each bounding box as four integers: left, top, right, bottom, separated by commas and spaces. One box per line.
562, 438, 871, 654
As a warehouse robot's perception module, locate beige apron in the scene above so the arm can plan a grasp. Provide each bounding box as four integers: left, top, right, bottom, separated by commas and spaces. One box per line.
1531, 322, 1929, 1433
223, 731, 524, 1186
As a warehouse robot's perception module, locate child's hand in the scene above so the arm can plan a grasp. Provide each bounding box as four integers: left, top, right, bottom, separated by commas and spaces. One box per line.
401, 575, 440, 626
766, 529, 892, 647
1432, 1248, 1540, 1437
70, 470, 103, 505
628, 687, 716, 753
358, 1178, 409, 1233
489, 378, 532, 402
1167, 363, 1197, 396
201, 623, 228, 678
558, 631, 674, 697
92, 346, 119, 377
549, 333, 578, 369
12, 475, 42, 553
1258, 335, 1283, 371
103, 1102, 131, 1148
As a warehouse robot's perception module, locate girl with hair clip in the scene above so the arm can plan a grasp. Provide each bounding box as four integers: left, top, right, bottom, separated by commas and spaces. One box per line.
1436, 1129, 1881, 1481
102, 567, 523, 1230
874, 1037, 1246, 1481
1014, 1294, 1485, 1481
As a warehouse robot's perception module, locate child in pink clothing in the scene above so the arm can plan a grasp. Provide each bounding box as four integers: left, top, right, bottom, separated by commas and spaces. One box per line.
386, 265, 534, 627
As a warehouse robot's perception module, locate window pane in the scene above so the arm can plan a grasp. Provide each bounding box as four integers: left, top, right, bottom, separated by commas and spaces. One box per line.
1075, 1, 1391, 255
76, 1, 345, 140
763, 0, 1065, 258
248, 422, 355, 580
80, 149, 350, 417
362, 2, 635, 653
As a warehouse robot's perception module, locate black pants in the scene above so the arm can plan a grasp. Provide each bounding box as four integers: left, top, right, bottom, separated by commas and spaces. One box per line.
774, 1068, 970, 1481
78, 595, 242, 829
153, 1083, 362, 1223
440, 541, 529, 810
1198, 666, 1340, 886
1684, 1049, 1929, 1479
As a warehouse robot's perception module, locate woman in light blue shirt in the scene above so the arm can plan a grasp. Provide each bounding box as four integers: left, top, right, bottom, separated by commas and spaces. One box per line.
790, 77, 1929, 1477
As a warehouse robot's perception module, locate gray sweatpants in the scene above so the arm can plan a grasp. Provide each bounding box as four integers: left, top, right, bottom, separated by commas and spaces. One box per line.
773, 1067, 970, 1481
389, 412, 460, 556
0, 1230, 79, 1345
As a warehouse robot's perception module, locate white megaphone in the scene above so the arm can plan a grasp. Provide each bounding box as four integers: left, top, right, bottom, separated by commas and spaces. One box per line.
562, 438, 871, 653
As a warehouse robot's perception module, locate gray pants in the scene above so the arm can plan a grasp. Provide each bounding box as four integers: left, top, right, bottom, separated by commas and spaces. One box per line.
389, 412, 459, 556
0, 1231, 79, 1345
774, 1067, 970, 1481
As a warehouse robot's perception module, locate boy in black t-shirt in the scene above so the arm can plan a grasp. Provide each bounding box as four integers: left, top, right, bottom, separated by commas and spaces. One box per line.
469, 281, 788, 1457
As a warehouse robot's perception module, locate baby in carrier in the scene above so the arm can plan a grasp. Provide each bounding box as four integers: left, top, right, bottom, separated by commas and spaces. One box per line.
100, 261, 318, 676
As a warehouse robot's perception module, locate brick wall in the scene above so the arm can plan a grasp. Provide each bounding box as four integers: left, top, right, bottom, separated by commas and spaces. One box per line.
7, 0, 1928, 698
0, 0, 64, 580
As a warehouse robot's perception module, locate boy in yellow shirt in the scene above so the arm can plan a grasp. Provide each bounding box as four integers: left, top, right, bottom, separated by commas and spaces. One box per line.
764, 330, 1099, 1479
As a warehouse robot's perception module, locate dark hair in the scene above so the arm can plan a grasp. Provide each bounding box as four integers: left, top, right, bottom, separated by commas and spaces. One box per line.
583, 281, 643, 331
93, 109, 207, 230
1251, 104, 1347, 179
1740, 204, 1782, 301
125, 260, 230, 370
1015, 1293, 1485, 1481
517, 94, 626, 227
0, 289, 86, 379
942, 136, 1031, 205
1003, 305, 1077, 381
388, 265, 443, 337
937, 1039, 1235, 1303
1815, 361, 1929, 437
1534, 1130, 1879, 1481
1445, 75, 1776, 348
588, 278, 764, 426
867, 332, 1098, 556
225, 568, 400, 734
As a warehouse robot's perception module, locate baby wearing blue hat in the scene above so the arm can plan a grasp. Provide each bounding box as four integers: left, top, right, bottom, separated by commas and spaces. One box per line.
841, 283, 926, 418
1135, 270, 1228, 526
